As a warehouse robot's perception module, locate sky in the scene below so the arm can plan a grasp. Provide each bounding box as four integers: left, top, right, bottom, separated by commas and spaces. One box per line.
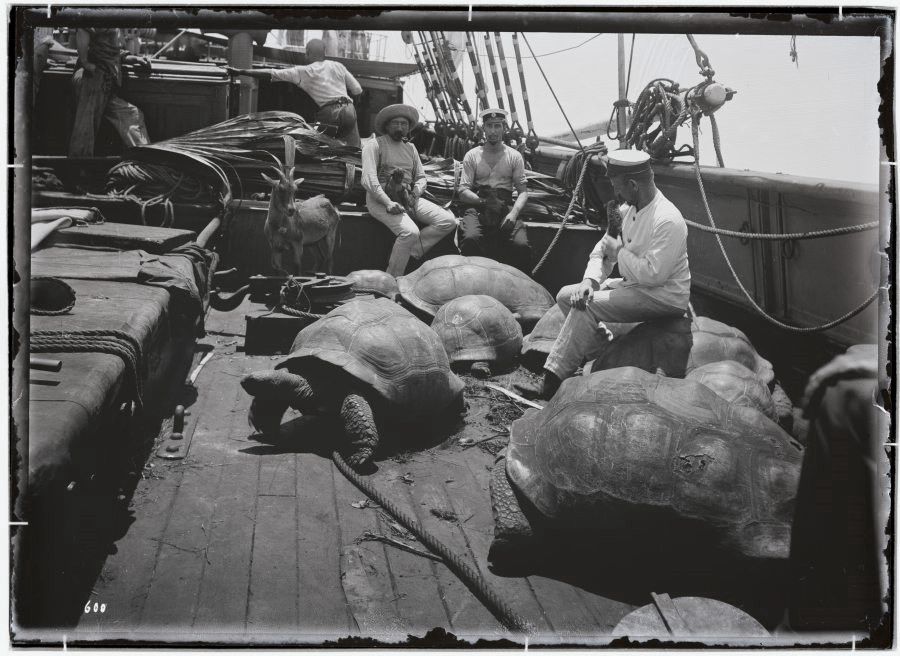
360, 31, 882, 186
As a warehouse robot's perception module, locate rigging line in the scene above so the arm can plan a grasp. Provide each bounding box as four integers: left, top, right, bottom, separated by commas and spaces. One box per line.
426, 31, 466, 123
447, 33, 602, 60
482, 32, 506, 110
520, 32, 585, 152
624, 33, 636, 99
493, 32, 519, 123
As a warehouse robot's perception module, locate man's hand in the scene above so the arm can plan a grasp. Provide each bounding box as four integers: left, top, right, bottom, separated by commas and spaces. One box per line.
386, 201, 405, 215
408, 186, 421, 208
570, 279, 596, 310
222, 65, 242, 76
601, 233, 623, 260
499, 211, 517, 230
125, 55, 151, 75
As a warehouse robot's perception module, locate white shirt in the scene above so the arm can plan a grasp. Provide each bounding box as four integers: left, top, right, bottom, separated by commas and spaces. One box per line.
583, 189, 690, 309
270, 60, 363, 107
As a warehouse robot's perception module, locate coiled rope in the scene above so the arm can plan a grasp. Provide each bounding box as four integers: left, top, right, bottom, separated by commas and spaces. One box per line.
531, 156, 591, 277
30, 277, 76, 316
31, 329, 145, 407
689, 120, 878, 332
331, 449, 532, 634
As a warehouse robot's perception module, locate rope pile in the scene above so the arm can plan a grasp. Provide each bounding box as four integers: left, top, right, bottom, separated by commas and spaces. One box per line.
30, 329, 145, 408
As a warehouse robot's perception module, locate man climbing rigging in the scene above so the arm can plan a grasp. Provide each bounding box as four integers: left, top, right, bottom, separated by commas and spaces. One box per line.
457, 108, 532, 272
361, 103, 459, 277
517, 150, 691, 399
225, 38, 363, 147
68, 28, 151, 157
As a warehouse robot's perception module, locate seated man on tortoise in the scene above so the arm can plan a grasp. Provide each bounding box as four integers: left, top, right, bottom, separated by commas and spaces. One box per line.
518, 149, 692, 399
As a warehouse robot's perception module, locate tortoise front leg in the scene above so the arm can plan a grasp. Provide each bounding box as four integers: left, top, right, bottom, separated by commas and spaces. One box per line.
243, 370, 316, 434
339, 392, 379, 468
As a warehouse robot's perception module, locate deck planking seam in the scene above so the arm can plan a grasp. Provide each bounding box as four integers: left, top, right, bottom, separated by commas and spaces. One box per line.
242, 457, 263, 633
137, 352, 235, 626
452, 450, 556, 635
329, 461, 358, 632
400, 480, 455, 630
189, 356, 256, 630
374, 511, 403, 611
294, 452, 300, 630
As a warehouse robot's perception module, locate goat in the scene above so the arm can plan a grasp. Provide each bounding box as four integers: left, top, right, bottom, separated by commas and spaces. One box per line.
261, 135, 341, 276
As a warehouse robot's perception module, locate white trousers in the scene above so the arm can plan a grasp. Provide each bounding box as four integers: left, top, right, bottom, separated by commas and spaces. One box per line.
545, 283, 687, 380
366, 197, 458, 276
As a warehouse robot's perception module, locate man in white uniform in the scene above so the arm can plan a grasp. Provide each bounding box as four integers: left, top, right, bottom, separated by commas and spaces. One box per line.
361, 103, 458, 276
225, 38, 363, 146
518, 150, 691, 399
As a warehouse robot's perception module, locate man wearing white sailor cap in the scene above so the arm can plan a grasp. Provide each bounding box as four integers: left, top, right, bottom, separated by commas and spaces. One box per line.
456, 108, 532, 271
518, 149, 691, 399
361, 103, 459, 276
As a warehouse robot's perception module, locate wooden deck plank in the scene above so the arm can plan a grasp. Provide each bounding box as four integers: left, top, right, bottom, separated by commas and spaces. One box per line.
191, 365, 260, 633
83, 455, 183, 632
137, 352, 246, 631
439, 450, 557, 638
403, 465, 506, 640
294, 452, 353, 638
373, 464, 453, 635
458, 448, 634, 641
457, 448, 597, 640
258, 453, 297, 496
247, 492, 300, 632
332, 455, 406, 639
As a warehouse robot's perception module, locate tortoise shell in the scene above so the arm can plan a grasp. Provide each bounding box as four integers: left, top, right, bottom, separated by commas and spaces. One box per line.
397, 255, 554, 329
585, 315, 775, 384
686, 360, 777, 421
277, 298, 464, 419
345, 269, 400, 300
506, 367, 802, 561
431, 295, 523, 366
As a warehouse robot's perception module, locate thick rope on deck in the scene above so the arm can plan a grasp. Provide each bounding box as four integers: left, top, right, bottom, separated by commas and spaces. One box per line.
331, 449, 533, 634
30, 329, 145, 408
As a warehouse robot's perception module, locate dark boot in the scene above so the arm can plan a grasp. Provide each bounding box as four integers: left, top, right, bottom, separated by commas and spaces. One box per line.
514, 370, 562, 400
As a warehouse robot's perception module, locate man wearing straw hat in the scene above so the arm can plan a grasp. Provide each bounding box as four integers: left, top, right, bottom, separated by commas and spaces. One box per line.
457, 108, 532, 272
361, 103, 459, 276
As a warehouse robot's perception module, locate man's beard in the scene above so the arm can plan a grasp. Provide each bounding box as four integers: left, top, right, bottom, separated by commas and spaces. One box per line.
390, 130, 407, 142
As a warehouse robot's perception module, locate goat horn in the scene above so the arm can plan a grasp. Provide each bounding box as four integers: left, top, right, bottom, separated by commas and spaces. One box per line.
283, 135, 296, 170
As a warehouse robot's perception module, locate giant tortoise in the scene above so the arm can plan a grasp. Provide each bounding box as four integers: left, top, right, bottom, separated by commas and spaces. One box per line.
584, 315, 775, 384
686, 360, 777, 421
242, 298, 465, 468
345, 269, 400, 301
490, 367, 802, 567
431, 295, 523, 378
397, 255, 554, 330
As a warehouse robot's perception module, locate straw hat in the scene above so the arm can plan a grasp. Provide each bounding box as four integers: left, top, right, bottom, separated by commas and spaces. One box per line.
374, 104, 419, 134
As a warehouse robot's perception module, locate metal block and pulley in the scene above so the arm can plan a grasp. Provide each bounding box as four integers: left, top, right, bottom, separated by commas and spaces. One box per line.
240, 274, 371, 355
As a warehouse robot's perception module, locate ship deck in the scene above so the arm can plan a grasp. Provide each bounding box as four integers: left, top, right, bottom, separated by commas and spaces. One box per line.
42, 296, 788, 647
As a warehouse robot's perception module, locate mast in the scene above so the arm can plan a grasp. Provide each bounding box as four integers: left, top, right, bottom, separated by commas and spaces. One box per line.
617, 33, 627, 149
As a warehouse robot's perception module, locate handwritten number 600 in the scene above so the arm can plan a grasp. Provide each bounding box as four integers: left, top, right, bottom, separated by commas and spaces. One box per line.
83, 602, 106, 614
